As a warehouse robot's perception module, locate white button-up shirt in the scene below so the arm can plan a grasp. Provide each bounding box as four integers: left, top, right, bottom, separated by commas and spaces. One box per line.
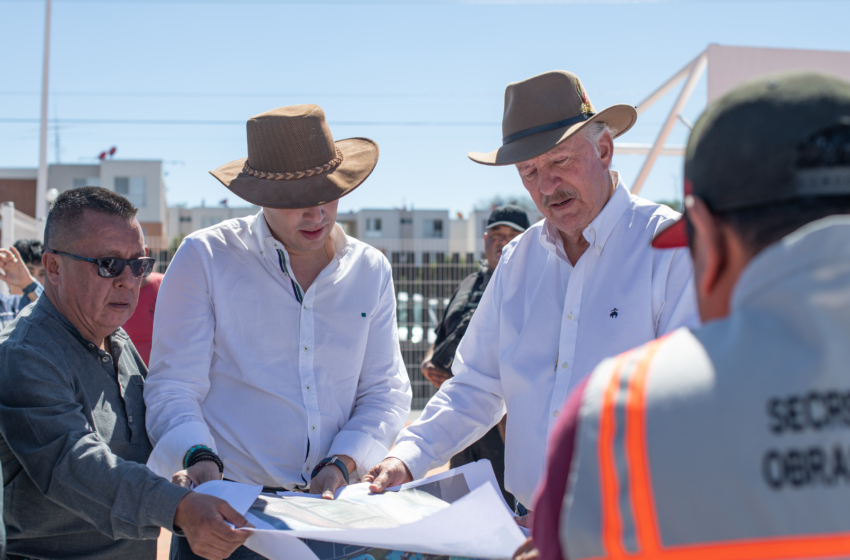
144, 211, 411, 488
389, 176, 699, 506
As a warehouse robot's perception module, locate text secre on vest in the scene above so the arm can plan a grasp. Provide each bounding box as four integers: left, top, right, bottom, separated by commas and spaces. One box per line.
767, 391, 850, 434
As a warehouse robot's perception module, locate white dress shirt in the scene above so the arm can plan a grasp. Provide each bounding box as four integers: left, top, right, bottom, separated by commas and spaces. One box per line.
144, 211, 412, 489
389, 175, 699, 507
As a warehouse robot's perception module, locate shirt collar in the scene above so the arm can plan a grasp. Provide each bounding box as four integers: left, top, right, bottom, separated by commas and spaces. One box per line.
731, 216, 850, 311
539, 171, 631, 261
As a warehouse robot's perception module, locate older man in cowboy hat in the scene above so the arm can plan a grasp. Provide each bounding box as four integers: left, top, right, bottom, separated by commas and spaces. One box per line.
144, 105, 412, 558
365, 71, 699, 516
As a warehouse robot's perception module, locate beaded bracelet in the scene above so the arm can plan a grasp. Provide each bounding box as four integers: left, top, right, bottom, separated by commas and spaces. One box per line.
183, 444, 215, 469
187, 453, 224, 474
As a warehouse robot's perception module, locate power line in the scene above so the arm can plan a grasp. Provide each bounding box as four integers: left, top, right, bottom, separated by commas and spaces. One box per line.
0, 117, 500, 126
0, 91, 498, 98
2, 0, 844, 3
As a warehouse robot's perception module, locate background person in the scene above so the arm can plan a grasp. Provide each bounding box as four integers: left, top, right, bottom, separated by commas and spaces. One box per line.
11, 239, 45, 292
143, 105, 411, 560
420, 204, 529, 506
0, 245, 42, 329
123, 268, 164, 366
529, 72, 850, 560
365, 70, 699, 518
0, 187, 250, 560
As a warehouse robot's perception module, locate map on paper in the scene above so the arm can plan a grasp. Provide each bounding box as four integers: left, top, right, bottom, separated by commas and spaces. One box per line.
197, 460, 525, 560
250, 487, 453, 531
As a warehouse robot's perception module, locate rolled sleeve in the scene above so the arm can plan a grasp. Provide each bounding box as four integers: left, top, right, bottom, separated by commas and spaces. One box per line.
329, 264, 411, 480
389, 258, 506, 479
0, 347, 190, 539
144, 238, 218, 477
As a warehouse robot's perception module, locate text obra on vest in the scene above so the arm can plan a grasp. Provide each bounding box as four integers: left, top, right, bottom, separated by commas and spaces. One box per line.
763, 390, 850, 490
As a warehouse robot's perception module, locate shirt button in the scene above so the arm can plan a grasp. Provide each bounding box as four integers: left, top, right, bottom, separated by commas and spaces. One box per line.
306, 385, 311, 391
88, 343, 95, 349
303, 305, 307, 310
567, 313, 574, 321
128, 416, 133, 423
311, 426, 316, 431
561, 362, 569, 369
303, 346, 308, 351
101, 356, 109, 362
553, 410, 560, 418
305, 466, 310, 471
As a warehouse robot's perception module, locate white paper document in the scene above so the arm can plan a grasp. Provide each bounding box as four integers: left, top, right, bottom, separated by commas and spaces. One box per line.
196, 460, 525, 560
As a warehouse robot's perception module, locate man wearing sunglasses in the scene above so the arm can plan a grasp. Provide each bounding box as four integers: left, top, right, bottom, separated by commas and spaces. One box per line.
0, 187, 250, 560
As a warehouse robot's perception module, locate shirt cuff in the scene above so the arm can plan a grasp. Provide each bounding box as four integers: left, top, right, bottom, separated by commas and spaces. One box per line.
146, 477, 193, 531
386, 440, 437, 481
146, 420, 216, 479
327, 430, 390, 482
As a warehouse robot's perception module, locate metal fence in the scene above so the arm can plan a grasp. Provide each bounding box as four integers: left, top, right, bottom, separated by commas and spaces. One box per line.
147, 237, 483, 410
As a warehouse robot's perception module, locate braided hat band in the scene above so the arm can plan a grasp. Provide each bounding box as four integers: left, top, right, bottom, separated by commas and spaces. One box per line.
243, 148, 344, 181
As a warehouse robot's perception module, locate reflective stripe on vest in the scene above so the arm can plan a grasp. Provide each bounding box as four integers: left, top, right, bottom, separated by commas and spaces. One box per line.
575, 335, 850, 560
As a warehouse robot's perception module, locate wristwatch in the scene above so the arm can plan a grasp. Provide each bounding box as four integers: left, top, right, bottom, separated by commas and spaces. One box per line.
311, 456, 350, 485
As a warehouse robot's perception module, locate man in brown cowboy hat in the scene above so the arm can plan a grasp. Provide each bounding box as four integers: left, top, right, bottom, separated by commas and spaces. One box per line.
365, 71, 699, 518
143, 105, 412, 558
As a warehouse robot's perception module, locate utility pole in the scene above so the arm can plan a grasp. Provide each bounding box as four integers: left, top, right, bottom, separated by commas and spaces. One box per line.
36, 0, 52, 220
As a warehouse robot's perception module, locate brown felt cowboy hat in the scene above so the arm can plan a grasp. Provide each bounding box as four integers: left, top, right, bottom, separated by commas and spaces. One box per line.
469, 71, 637, 166
210, 104, 379, 208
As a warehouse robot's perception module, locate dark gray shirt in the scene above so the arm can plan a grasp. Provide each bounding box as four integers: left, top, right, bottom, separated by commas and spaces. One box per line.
0, 296, 189, 560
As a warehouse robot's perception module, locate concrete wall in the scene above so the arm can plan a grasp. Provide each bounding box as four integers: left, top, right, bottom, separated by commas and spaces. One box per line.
707, 45, 850, 103
167, 205, 259, 241
100, 160, 165, 225
47, 161, 168, 241
47, 164, 101, 193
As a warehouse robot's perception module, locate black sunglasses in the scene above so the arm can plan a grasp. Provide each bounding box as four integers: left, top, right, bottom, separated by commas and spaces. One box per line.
47, 249, 155, 279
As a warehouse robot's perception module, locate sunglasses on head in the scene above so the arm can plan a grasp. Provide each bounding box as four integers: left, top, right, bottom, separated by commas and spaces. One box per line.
47, 249, 155, 279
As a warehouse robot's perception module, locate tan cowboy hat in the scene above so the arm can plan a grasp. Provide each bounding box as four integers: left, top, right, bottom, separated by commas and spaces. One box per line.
210, 104, 379, 208
468, 71, 637, 166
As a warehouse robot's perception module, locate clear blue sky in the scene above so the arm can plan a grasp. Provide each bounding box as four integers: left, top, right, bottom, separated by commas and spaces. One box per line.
2, 0, 849, 215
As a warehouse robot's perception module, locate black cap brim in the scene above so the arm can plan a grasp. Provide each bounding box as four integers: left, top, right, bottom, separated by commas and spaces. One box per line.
487, 220, 527, 232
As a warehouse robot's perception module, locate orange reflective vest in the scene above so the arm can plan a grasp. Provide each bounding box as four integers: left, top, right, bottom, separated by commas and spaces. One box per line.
562, 326, 850, 560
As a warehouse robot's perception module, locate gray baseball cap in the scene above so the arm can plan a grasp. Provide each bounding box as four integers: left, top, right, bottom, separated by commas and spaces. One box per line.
653, 71, 850, 248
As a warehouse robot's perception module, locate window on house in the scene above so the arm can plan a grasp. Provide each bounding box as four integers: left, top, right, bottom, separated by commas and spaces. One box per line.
179, 216, 192, 223
365, 217, 382, 238
423, 219, 444, 238
114, 177, 146, 208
